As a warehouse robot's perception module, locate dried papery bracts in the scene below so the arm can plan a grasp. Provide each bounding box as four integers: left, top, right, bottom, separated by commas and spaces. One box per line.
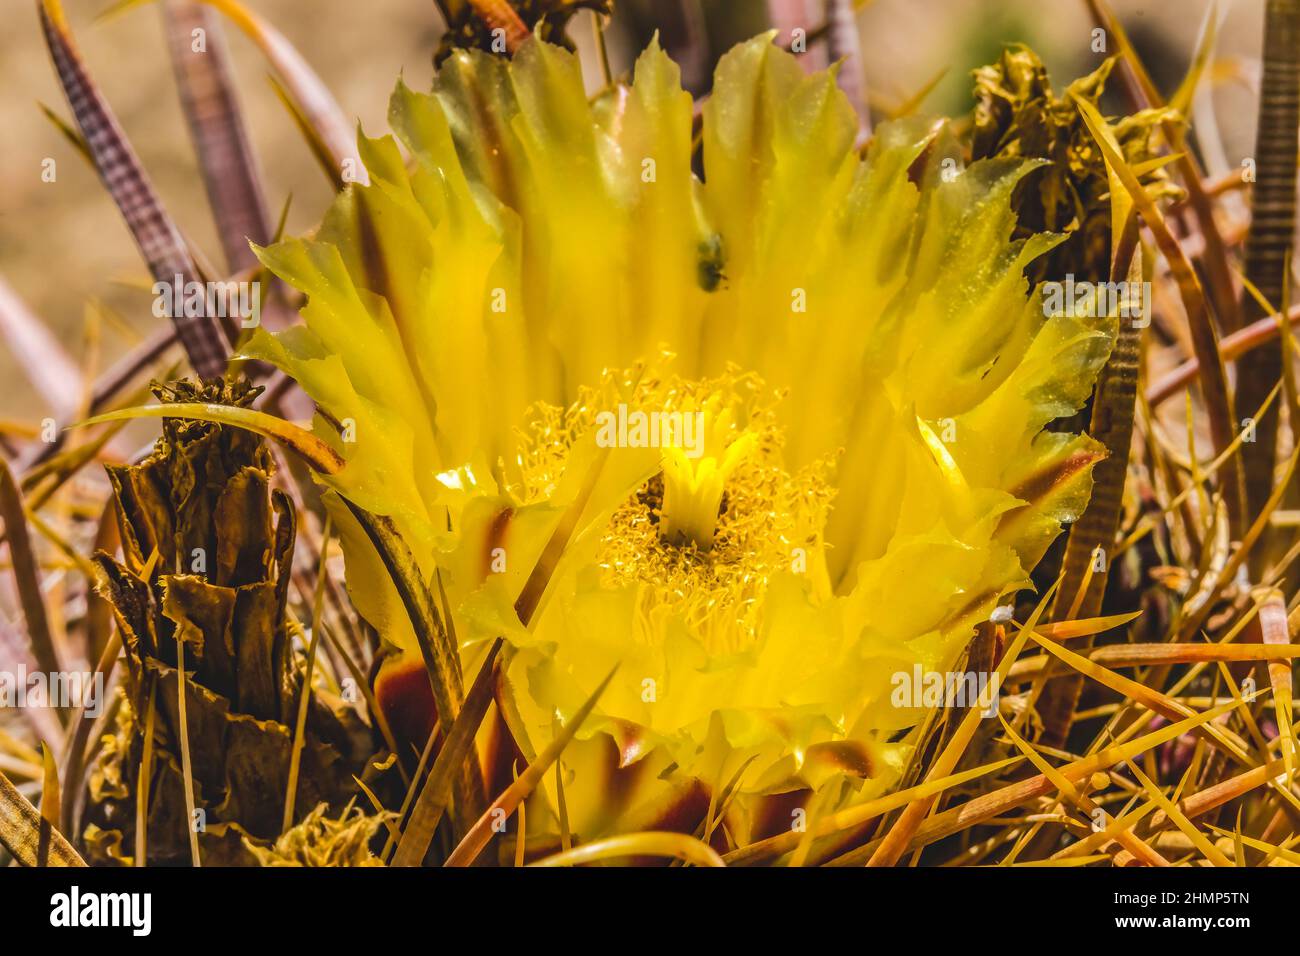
85, 380, 380, 865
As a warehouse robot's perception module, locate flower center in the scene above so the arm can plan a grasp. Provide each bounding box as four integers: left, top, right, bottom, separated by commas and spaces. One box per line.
512, 365, 835, 656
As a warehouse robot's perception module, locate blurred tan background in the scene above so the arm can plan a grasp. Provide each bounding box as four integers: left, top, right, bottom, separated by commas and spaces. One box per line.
0, 0, 1266, 419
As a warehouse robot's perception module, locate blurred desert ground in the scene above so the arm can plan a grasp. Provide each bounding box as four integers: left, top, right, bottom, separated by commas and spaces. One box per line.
0, 0, 1267, 419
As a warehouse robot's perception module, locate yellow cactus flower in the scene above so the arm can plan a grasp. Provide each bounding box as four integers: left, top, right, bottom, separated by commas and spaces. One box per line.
243, 33, 1114, 848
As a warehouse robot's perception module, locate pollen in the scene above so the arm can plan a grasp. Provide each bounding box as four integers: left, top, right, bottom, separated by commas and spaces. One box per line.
512, 365, 835, 657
